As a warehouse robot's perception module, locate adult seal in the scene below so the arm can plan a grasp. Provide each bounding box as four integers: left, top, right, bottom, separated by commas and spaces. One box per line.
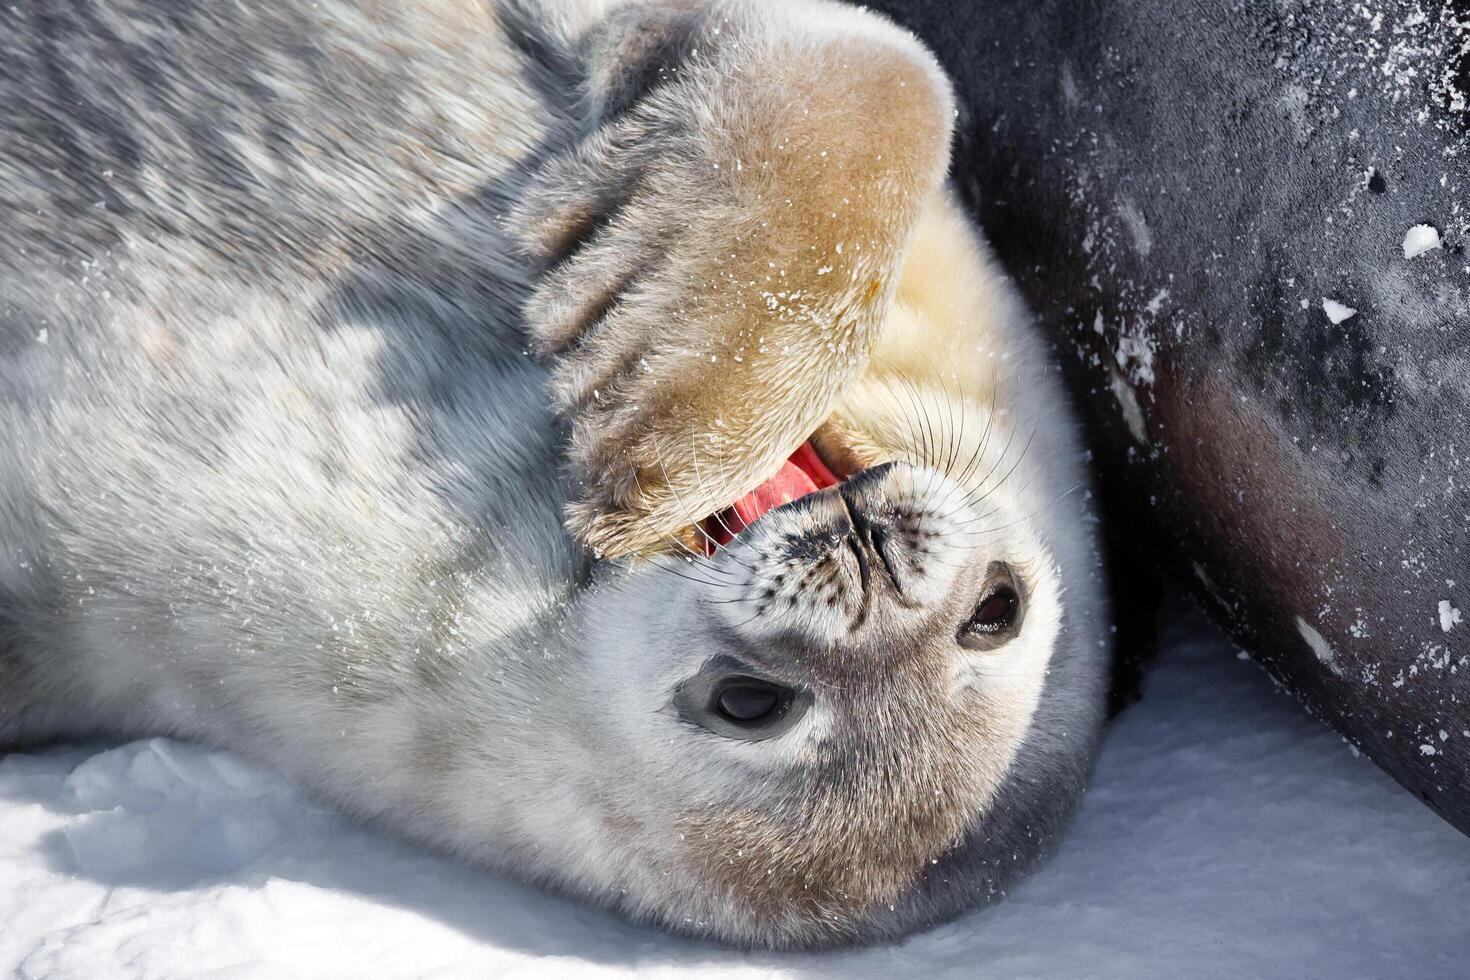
869, 0, 1470, 830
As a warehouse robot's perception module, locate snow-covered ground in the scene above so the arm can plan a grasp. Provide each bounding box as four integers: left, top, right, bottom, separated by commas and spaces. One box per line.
3, 611, 1467, 979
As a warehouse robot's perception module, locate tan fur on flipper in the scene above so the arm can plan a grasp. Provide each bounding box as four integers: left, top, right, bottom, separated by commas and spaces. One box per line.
514, 0, 956, 556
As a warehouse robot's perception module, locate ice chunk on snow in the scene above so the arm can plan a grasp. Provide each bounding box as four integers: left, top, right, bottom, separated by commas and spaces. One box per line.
1402, 224, 1442, 259
1322, 298, 1357, 324
1439, 600, 1462, 633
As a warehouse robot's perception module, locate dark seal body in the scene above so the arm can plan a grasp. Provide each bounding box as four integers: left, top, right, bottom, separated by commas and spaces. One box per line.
870, 0, 1470, 831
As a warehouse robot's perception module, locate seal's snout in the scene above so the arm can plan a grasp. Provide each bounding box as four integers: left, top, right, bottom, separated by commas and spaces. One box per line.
839, 463, 909, 598
715, 461, 971, 652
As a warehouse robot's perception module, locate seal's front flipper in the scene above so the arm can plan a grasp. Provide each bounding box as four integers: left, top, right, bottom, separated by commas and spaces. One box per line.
510, 0, 956, 558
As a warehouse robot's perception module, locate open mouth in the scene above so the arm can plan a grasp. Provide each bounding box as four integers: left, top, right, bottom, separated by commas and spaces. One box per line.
700, 439, 846, 553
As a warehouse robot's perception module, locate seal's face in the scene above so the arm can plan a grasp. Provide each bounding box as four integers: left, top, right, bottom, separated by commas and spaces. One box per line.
571, 399, 1066, 947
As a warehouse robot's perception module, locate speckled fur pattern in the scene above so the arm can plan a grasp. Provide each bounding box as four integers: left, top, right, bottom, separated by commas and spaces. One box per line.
0, 0, 1108, 949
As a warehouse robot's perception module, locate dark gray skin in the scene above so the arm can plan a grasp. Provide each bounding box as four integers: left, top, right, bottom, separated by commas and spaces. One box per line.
868, 0, 1470, 831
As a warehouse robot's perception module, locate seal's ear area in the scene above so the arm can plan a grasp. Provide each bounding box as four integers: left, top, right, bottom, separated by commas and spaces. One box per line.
510, 0, 957, 558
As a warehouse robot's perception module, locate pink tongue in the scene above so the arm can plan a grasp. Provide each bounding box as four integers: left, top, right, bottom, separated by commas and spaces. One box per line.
706, 442, 840, 550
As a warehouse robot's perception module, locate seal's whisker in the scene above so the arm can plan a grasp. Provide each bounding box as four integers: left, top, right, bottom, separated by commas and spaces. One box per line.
944, 406, 1026, 520
646, 555, 738, 590
882, 358, 952, 517
879, 356, 936, 474
952, 359, 1002, 490
636, 536, 733, 587
629, 465, 735, 580
686, 436, 764, 570
652, 455, 754, 572
870, 360, 931, 478
956, 414, 1041, 513
919, 348, 962, 484
707, 436, 776, 568
953, 479, 1087, 539
876, 358, 950, 514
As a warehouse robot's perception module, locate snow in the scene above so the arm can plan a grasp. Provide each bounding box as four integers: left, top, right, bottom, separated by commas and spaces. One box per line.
2, 613, 1467, 978
1294, 616, 1343, 675
1321, 297, 1358, 324
1115, 195, 1153, 257
1439, 599, 1462, 633
1108, 369, 1149, 444
1403, 223, 1443, 259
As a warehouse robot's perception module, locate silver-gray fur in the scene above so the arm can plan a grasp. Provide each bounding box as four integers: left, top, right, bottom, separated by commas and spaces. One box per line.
0, 0, 1109, 949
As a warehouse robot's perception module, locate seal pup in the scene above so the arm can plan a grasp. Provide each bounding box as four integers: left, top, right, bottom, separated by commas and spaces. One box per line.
0, 0, 1108, 948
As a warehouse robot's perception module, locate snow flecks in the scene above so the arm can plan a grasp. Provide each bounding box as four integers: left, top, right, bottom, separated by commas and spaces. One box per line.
1420, 743, 1439, 756
1115, 195, 1153, 257
1108, 367, 1149, 444
1114, 324, 1158, 386
1094, 306, 1159, 391
1439, 599, 1463, 633
1322, 297, 1358, 324
1059, 62, 1080, 108
1402, 223, 1443, 258
1277, 83, 1313, 144
1145, 289, 1170, 315
1255, 1, 1470, 262
1193, 562, 1228, 609
1296, 617, 1345, 676
34, 328, 48, 345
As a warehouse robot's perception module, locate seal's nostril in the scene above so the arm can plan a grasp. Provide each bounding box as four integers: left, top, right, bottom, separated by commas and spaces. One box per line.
868, 525, 903, 595
838, 486, 903, 595
846, 531, 871, 595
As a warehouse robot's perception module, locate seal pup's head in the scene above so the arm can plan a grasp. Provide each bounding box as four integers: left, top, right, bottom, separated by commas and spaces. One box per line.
490, 0, 1109, 947
532, 194, 1110, 948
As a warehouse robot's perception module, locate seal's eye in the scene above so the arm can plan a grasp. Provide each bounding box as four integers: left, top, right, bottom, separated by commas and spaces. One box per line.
708, 678, 801, 737
716, 682, 780, 722
673, 667, 811, 741
969, 586, 1018, 633
959, 564, 1025, 650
